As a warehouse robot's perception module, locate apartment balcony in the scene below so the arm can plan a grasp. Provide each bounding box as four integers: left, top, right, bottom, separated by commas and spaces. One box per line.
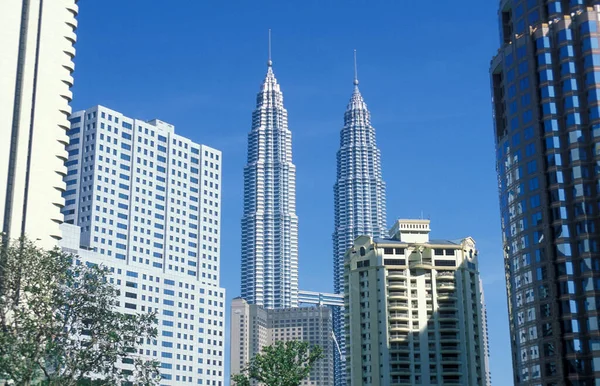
441, 365, 461, 376
438, 302, 458, 311
438, 312, 458, 322
388, 291, 409, 299
437, 281, 456, 289
388, 301, 409, 310
390, 343, 411, 352
388, 280, 407, 289
389, 356, 412, 364
440, 343, 461, 353
389, 311, 410, 320
390, 333, 412, 342
437, 292, 457, 301
436, 272, 455, 280
440, 354, 461, 363
389, 323, 411, 332
388, 270, 406, 278
441, 376, 462, 385
439, 323, 459, 332
390, 365, 412, 375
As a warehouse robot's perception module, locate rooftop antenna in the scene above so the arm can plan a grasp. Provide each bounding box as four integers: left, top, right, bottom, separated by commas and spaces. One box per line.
353, 49, 359, 86
267, 29, 272, 67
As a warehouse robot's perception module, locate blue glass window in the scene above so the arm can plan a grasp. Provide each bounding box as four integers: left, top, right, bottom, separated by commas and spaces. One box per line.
536, 37, 551, 50
583, 38, 599, 51
543, 103, 557, 115
507, 69, 515, 82
546, 136, 561, 149
557, 28, 572, 42
527, 10, 539, 24
590, 90, 600, 104
547, 154, 562, 167
541, 86, 555, 98
524, 126, 534, 139
529, 177, 540, 191
539, 70, 553, 82
518, 61, 529, 75
506, 53, 514, 66
544, 119, 559, 133
527, 160, 538, 174
585, 54, 600, 68
548, 2, 561, 14
559, 45, 574, 58
565, 96, 579, 109
582, 21, 598, 34
564, 79, 578, 92
566, 113, 581, 126
561, 62, 576, 75
586, 72, 600, 86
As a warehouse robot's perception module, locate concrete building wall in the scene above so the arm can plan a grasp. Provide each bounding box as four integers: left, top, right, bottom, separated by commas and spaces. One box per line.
60, 105, 226, 385
0, 0, 78, 247
230, 298, 334, 385
345, 219, 490, 386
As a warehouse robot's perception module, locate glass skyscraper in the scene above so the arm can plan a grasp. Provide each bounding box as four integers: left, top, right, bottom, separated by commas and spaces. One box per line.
240, 58, 299, 309
333, 71, 387, 385
491, 1, 600, 384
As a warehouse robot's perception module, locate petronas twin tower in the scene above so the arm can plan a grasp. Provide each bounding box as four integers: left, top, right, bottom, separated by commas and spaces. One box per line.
240, 49, 387, 384
241, 59, 299, 309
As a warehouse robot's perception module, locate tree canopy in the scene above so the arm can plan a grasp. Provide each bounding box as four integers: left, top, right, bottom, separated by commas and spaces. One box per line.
231, 340, 323, 386
0, 237, 160, 385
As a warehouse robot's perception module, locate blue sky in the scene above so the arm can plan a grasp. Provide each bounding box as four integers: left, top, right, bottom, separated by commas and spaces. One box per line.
71, 0, 510, 383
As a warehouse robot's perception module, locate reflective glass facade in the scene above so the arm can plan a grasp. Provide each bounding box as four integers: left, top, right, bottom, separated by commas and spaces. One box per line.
491, 1, 600, 385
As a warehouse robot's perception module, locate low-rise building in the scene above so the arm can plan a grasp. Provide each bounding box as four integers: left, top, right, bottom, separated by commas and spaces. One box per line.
230, 298, 334, 385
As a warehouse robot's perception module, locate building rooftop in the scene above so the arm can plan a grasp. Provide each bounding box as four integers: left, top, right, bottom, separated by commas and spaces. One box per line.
372, 237, 463, 247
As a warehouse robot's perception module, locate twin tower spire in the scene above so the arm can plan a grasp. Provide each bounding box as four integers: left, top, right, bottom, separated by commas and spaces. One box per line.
240, 30, 387, 386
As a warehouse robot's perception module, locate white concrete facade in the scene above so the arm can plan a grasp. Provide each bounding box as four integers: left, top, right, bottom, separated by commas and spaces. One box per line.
61, 105, 225, 385
344, 219, 490, 386
0, 0, 78, 247
230, 298, 334, 386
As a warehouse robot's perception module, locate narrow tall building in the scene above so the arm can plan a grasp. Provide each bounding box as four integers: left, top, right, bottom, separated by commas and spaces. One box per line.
344, 219, 489, 386
61, 105, 225, 385
241, 58, 298, 309
332, 57, 387, 384
490, 1, 600, 384
0, 0, 78, 247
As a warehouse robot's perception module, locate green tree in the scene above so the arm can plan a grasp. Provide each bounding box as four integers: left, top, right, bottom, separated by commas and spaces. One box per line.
0, 237, 160, 385
231, 340, 323, 386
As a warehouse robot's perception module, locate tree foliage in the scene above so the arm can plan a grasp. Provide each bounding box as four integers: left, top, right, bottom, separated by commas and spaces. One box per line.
231, 340, 323, 386
0, 237, 160, 385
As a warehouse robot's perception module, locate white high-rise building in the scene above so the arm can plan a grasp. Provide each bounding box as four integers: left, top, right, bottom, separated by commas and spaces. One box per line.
61, 105, 225, 385
240, 58, 298, 309
332, 60, 387, 385
344, 219, 489, 386
0, 0, 78, 247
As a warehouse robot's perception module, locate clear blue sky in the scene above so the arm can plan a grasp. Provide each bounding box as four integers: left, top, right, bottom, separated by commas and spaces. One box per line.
71, 0, 511, 383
